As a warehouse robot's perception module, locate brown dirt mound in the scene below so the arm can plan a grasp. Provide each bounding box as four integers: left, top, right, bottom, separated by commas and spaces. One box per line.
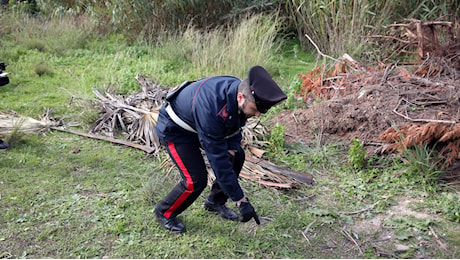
272, 18, 460, 158
273, 73, 460, 146
270, 56, 460, 175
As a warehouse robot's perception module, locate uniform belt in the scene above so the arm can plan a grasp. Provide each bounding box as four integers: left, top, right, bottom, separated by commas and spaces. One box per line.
165, 103, 197, 133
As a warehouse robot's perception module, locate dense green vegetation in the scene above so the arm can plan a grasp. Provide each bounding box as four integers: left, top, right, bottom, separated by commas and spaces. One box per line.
1, 1, 459, 258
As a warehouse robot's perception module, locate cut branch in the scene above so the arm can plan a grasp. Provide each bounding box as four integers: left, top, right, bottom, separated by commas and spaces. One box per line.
304, 33, 341, 63
429, 225, 447, 251
51, 126, 156, 153
393, 98, 457, 124
339, 203, 377, 215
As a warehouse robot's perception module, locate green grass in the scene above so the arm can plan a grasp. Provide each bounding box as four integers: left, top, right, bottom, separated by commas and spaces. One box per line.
1, 12, 460, 258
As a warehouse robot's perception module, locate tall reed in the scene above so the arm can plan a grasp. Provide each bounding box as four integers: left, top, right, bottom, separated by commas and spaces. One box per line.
287, 0, 459, 58
287, 0, 393, 57
35, 0, 237, 42
0, 13, 92, 56
177, 14, 282, 78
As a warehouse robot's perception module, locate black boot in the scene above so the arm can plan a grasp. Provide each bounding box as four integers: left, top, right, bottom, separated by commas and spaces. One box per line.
203, 198, 238, 220
154, 206, 186, 233
0, 139, 9, 149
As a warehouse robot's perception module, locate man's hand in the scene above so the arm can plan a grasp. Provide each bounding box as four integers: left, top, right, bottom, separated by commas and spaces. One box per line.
237, 198, 260, 225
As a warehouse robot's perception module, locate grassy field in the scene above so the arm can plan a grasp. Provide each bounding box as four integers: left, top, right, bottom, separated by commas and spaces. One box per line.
1, 13, 460, 258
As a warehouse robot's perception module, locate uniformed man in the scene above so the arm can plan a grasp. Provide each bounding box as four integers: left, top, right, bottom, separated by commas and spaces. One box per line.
154, 65, 287, 233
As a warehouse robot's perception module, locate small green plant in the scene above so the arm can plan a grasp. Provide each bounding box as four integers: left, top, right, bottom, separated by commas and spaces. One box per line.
383, 215, 437, 241
347, 138, 366, 170
424, 192, 460, 222
402, 143, 444, 193
269, 123, 286, 152
34, 63, 52, 77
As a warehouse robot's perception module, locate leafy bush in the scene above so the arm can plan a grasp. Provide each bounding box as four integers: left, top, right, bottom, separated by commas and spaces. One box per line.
32, 0, 281, 43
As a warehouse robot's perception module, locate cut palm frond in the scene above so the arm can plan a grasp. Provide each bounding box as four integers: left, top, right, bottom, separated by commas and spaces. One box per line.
90, 74, 168, 153
242, 118, 268, 148
0, 112, 51, 135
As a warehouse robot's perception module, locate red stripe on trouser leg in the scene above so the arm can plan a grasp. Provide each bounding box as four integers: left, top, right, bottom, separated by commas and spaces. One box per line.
163, 142, 195, 219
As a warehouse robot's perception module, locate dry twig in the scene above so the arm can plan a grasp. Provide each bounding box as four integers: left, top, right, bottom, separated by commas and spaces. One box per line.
339, 202, 377, 215
340, 228, 363, 255
393, 98, 457, 124
51, 126, 156, 153
429, 225, 448, 251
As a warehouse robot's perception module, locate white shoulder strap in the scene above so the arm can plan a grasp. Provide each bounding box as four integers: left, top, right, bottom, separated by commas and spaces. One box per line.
165, 104, 197, 133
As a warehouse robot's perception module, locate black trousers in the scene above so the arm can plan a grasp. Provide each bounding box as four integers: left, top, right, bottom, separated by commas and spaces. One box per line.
156, 141, 245, 219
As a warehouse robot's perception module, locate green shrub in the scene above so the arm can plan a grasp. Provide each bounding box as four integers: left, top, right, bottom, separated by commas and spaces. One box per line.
34, 0, 278, 43
269, 123, 286, 152
34, 63, 52, 77
402, 143, 444, 193
347, 138, 366, 170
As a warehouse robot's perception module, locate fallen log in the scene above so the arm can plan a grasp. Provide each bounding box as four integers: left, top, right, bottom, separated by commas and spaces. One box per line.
245, 155, 314, 185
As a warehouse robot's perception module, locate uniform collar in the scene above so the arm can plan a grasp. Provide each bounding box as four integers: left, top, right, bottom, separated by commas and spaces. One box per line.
227, 79, 240, 117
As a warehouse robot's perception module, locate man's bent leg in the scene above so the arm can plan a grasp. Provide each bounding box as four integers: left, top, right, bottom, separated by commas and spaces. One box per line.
155, 142, 208, 231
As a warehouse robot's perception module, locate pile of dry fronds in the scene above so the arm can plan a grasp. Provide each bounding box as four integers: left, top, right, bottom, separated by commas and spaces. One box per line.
298, 19, 460, 101
380, 19, 460, 70
297, 55, 460, 167
90, 75, 168, 153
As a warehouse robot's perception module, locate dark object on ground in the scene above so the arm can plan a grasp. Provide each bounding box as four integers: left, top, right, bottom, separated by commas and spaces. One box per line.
0, 62, 10, 86
0, 139, 9, 149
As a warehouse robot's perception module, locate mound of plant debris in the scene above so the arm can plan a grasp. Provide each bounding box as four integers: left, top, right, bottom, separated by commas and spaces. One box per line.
271, 18, 460, 175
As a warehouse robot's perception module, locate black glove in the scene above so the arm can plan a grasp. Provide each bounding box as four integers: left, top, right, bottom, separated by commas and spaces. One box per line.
238, 199, 260, 225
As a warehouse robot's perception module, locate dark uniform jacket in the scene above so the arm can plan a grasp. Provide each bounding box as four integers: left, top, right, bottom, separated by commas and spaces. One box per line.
156, 76, 247, 201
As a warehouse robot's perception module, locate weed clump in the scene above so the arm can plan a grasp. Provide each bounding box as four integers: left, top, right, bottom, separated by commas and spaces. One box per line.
348, 138, 366, 171
34, 63, 52, 77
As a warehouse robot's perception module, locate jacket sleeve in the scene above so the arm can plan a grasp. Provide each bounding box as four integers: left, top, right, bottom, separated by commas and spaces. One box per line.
193, 101, 244, 202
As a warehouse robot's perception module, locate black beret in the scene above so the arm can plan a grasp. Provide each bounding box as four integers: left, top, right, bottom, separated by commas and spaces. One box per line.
248, 66, 287, 113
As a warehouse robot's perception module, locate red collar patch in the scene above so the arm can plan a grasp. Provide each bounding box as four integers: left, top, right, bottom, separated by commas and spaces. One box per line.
217, 104, 229, 121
